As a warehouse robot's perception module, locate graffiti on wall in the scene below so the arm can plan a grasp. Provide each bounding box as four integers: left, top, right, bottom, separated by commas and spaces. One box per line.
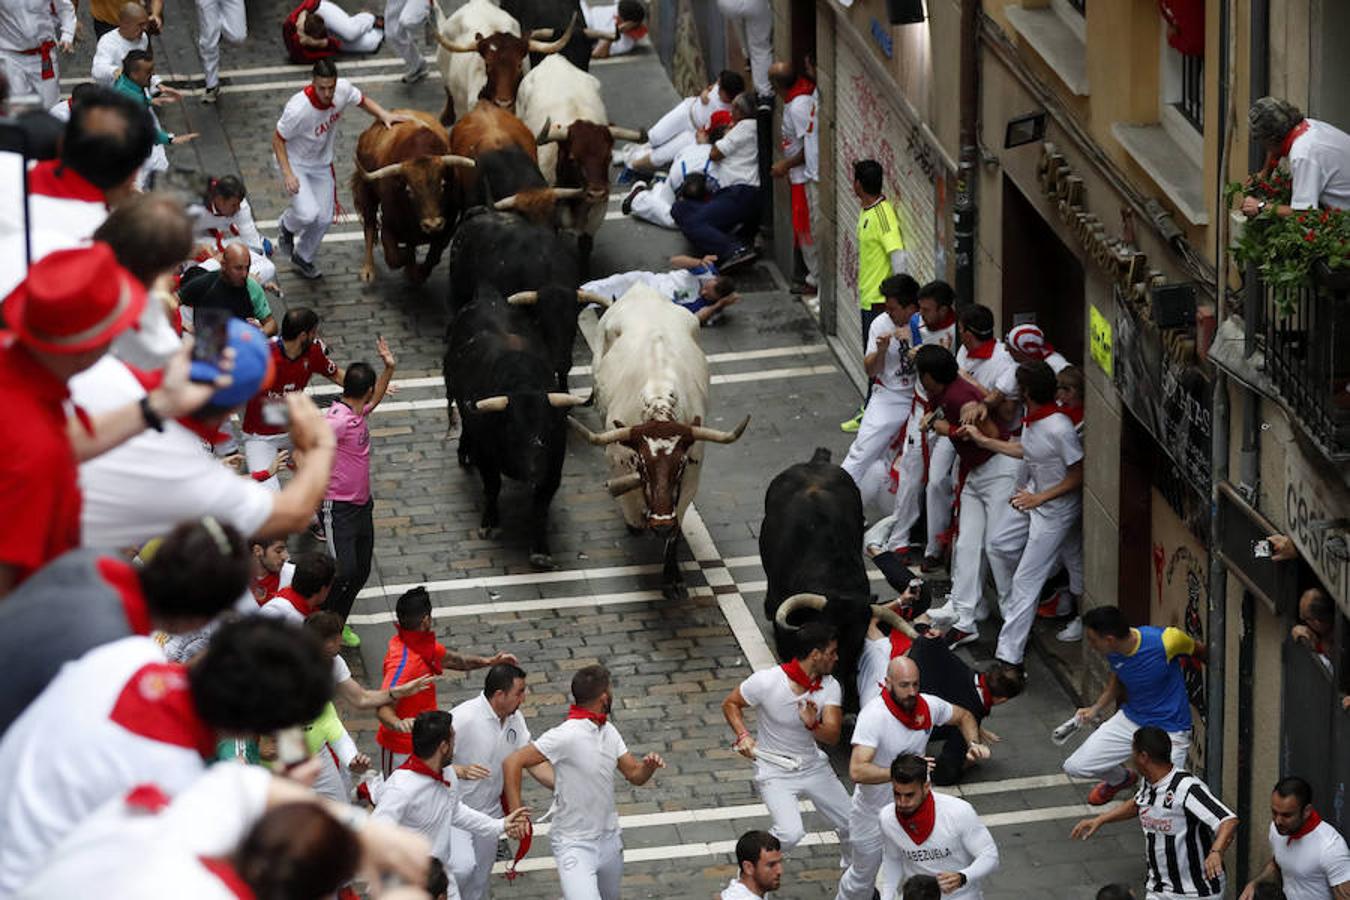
1152, 541, 1208, 727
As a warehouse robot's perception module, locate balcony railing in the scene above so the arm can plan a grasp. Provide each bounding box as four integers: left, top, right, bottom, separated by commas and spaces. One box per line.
1261, 263, 1350, 457
1175, 54, 1204, 132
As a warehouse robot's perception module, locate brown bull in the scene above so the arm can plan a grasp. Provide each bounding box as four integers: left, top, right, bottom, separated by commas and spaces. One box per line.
449, 101, 583, 224
537, 118, 642, 270
433, 15, 576, 124
352, 109, 475, 284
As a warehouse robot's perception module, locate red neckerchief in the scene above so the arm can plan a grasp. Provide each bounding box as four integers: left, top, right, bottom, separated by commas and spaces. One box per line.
615, 14, 648, 39
781, 659, 822, 692
303, 84, 332, 110
1280, 120, 1311, 159
977, 674, 993, 714
395, 627, 445, 675
931, 309, 957, 331
398, 754, 450, 785
500, 794, 533, 881
1060, 401, 1084, 425
251, 569, 281, 605
176, 415, 231, 445
274, 586, 311, 617
96, 557, 151, 635
965, 338, 996, 359
896, 790, 937, 844
888, 628, 913, 658
108, 663, 217, 758
1287, 808, 1322, 844
198, 857, 256, 899
567, 705, 607, 727
1023, 402, 1069, 426
27, 159, 106, 204
880, 688, 931, 730
785, 77, 815, 102
123, 783, 171, 814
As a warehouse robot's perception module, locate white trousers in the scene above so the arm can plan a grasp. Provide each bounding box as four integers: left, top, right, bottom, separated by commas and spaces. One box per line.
280, 163, 336, 263
946, 454, 1019, 632
552, 831, 623, 900
0, 48, 60, 108
987, 505, 1081, 664
801, 180, 820, 287
312, 748, 353, 804
1063, 710, 1191, 785
870, 405, 929, 553
317, 1, 384, 51
449, 824, 497, 900
197, 250, 277, 287
856, 636, 889, 708
196, 0, 247, 89
384, 0, 429, 74
834, 800, 884, 900
840, 388, 910, 486
717, 0, 772, 96
757, 762, 853, 853
630, 178, 679, 229
924, 436, 957, 557
243, 432, 292, 492
649, 97, 699, 148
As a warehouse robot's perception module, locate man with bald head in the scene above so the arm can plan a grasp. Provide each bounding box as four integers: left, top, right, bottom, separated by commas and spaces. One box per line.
92, 5, 160, 87
768, 60, 818, 294
178, 243, 279, 336
835, 655, 987, 900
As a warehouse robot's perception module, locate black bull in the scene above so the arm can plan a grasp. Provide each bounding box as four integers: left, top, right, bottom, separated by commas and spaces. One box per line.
760, 448, 904, 712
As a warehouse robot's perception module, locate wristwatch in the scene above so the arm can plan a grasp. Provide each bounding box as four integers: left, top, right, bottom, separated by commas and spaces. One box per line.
139, 395, 165, 432
1257, 200, 1268, 213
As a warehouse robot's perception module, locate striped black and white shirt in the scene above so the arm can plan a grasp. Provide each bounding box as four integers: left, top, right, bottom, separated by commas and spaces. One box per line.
1135, 768, 1236, 897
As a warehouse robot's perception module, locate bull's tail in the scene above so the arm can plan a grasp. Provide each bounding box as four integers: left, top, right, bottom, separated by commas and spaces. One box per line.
810, 447, 831, 465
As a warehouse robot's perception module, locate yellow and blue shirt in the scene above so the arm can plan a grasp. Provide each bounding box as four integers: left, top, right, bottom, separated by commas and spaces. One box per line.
1109, 626, 1196, 733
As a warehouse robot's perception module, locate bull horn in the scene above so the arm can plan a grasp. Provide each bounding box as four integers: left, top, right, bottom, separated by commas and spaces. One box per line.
432, 30, 480, 53
582, 26, 619, 40
689, 414, 750, 444
475, 395, 510, 412
528, 12, 576, 54
568, 417, 633, 445
529, 26, 555, 38
607, 125, 645, 142
774, 592, 827, 630
535, 118, 570, 145
358, 161, 405, 181
547, 392, 586, 408
506, 291, 538, 305
605, 472, 643, 496
871, 604, 920, 639
438, 154, 476, 168
576, 290, 611, 307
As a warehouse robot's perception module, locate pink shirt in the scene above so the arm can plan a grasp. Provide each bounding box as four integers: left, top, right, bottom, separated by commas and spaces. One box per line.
324, 400, 371, 504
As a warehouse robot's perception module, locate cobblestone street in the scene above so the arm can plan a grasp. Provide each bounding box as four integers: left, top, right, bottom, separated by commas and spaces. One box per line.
62, 4, 1145, 895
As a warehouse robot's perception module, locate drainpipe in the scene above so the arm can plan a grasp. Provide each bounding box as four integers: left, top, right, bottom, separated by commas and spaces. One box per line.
952, 0, 978, 309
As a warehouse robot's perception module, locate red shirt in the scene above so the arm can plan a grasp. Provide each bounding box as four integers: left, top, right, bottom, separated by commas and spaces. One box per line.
250, 569, 281, 605
241, 338, 338, 435
936, 377, 1008, 476
376, 631, 446, 755
0, 336, 82, 582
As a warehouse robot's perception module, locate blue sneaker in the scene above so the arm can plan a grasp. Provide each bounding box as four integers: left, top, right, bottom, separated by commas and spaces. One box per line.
616, 166, 639, 185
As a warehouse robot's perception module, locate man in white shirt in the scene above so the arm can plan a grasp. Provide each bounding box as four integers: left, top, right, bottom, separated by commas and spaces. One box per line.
962, 362, 1084, 668
384, 0, 432, 84
672, 92, 761, 272
0, 0, 75, 109
372, 710, 530, 894
982, 323, 1071, 431
624, 114, 729, 230
188, 174, 276, 286
1240, 776, 1350, 900
722, 621, 854, 854
622, 70, 742, 172
879, 754, 1000, 900
768, 61, 818, 293
835, 655, 986, 900
197, 0, 248, 103
721, 830, 784, 900
91, 3, 180, 94
503, 664, 665, 900
447, 663, 556, 900
1243, 97, 1350, 215
0, 618, 334, 894
581, 254, 741, 324
272, 58, 410, 278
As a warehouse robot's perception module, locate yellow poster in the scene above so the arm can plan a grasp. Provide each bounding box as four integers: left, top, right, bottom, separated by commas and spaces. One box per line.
1089, 305, 1113, 376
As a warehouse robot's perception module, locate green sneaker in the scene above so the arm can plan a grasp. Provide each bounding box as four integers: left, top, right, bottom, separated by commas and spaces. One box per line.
341, 624, 361, 648
840, 408, 864, 433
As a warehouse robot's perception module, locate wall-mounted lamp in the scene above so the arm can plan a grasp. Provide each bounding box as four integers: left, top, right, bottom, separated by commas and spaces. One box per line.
885, 0, 925, 26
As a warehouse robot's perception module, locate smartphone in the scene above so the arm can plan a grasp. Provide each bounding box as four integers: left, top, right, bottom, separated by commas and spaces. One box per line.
261, 397, 290, 428
190, 307, 231, 382
1253, 539, 1272, 559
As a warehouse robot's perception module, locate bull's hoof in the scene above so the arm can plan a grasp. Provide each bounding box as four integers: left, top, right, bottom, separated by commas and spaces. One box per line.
661, 581, 687, 602
529, 552, 557, 570
478, 525, 502, 540
624, 523, 644, 536
359, 266, 375, 284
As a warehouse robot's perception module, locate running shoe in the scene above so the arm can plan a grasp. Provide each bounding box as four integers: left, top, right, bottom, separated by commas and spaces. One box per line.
1087, 770, 1138, 806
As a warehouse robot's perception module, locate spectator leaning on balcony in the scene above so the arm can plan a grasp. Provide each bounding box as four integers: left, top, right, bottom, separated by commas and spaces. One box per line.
1243, 97, 1350, 216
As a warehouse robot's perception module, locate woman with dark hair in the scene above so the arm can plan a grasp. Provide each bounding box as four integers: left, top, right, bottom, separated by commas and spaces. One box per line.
188, 173, 279, 289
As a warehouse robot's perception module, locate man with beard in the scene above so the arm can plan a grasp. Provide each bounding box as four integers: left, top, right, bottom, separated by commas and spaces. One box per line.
721, 830, 784, 899
1240, 776, 1350, 900
722, 622, 853, 855
835, 656, 986, 900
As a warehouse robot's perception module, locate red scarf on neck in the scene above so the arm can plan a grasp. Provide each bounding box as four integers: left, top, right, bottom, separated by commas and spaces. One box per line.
303, 84, 332, 110
1060, 401, 1084, 425
896, 790, 937, 844
198, 858, 255, 899
395, 627, 445, 675
965, 338, 996, 360
1287, 808, 1322, 844
567, 705, 607, 727
274, 586, 311, 617
977, 674, 993, 713
97, 557, 151, 636
399, 754, 449, 784
888, 628, 913, 658
786, 77, 815, 102
781, 659, 822, 692
1280, 120, 1311, 159
880, 687, 931, 730
1023, 403, 1069, 426
931, 309, 957, 332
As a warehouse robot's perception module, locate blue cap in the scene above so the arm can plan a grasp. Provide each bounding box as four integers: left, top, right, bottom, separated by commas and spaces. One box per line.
211, 318, 274, 408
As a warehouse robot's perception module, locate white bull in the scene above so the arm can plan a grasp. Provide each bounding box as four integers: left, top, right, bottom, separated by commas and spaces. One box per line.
570, 281, 748, 596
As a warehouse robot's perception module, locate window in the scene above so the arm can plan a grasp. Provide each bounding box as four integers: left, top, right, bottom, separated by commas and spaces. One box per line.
1174, 54, 1204, 132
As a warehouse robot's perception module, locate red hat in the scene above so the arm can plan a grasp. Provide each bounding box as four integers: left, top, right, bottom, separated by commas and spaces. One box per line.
709, 110, 734, 130
1007, 323, 1054, 359
3, 244, 147, 355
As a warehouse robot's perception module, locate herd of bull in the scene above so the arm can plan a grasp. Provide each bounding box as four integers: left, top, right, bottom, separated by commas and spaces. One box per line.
348, 0, 906, 705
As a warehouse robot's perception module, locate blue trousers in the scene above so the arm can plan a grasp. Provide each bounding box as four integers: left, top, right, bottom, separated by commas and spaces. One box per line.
671, 184, 759, 261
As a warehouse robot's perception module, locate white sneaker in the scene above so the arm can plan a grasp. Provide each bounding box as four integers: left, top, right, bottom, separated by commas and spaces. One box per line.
925, 601, 959, 627
1057, 617, 1083, 642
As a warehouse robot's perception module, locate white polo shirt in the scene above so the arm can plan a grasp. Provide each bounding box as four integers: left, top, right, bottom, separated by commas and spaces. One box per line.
275, 78, 363, 167
1270, 817, 1350, 900
14, 762, 273, 900
781, 91, 816, 185
532, 718, 629, 842
1289, 119, 1350, 211
738, 667, 842, 778
720, 878, 761, 900
956, 341, 1015, 392
72, 356, 275, 551
1019, 411, 1084, 521
373, 763, 505, 880
90, 28, 150, 85
850, 692, 953, 812
0, 637, 212, 894
448, 692, 532, 815
712, 118, 760, 188
878, 792, 999, 900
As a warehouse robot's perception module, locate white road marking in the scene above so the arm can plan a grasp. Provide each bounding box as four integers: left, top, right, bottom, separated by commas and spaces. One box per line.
61, 53, 438, 87
346, 585, 713, 625
353, 561, 675, 601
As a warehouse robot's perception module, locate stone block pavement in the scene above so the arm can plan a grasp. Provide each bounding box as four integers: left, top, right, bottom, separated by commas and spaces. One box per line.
57, 6, 1149, 897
